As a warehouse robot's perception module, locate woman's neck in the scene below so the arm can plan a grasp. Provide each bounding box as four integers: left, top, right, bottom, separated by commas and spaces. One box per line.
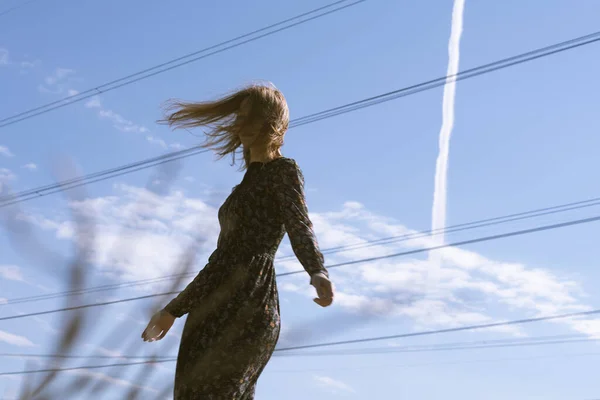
248, 147, 282, 163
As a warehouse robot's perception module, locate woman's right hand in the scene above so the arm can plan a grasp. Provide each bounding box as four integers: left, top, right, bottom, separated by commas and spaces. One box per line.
141, 310, 175, 342
311, 273, 334, 307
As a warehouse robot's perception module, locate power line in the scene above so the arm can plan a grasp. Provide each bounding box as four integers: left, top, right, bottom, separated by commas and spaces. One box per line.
3, 308, 600, 375
4, 194, 600, 306
0, 359, 176, 376
274, 336, 600, 357
0, 291, 178, 321
288, 30, 600, 127
278, 211, 600, 277
1, 333, 593, 360
0, 0, 364, 129
2, 28, 599, 210
0, 146, 209, 208
1, 27, 598, 316
0, 353, 174, 361
2, 211, 600, 321
5, 351, 600, 376
2, 4, 596, 391
272, 307, 600, 352
269, 351, 600, 374
0, 0, 42, 18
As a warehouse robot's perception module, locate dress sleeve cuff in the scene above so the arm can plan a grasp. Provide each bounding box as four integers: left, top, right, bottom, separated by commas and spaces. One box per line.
310, 272, 330, 285
163, 304, 183, 319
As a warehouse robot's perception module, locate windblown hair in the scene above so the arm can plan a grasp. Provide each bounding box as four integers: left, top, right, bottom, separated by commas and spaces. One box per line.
161, 83, 289, 170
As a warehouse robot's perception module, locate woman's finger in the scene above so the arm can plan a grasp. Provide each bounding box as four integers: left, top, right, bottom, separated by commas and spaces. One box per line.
319, 283, 333, 299
142, 325, 151, 340
316, 285, 325, 299
142, 321, 159, 341
157, 328, 169, 340
314, 296, 333, 307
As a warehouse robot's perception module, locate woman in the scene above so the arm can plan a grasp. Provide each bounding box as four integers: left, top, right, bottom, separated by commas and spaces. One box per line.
141, 83, 335, 399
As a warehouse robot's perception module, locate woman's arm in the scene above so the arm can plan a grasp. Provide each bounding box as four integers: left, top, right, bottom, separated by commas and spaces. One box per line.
273, 159, 329, 282
163, 263, 218, 318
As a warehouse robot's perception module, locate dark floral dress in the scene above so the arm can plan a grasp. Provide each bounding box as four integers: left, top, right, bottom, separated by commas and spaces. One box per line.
163, 157, 329, 399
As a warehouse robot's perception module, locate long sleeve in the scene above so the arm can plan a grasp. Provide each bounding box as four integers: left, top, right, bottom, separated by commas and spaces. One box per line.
163, 261, 223, 318
273, 160, 329, 281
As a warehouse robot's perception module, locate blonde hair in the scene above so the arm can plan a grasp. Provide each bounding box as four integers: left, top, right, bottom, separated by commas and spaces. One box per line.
161, 83, 289, 170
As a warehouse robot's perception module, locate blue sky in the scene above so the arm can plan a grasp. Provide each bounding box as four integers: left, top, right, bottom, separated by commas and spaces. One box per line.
2, 0, 600, 398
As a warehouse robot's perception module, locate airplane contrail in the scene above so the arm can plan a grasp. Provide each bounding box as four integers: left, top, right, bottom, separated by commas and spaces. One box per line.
431, 0, 466, 251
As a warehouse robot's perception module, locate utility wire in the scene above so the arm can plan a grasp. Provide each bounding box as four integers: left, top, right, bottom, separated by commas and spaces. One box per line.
0, 145, 208, 201
3, 308, 600, 375
2, 28, 599, 209
4, 194, 600, 306
0, 359, 176, 376
269, 351, 600, 374
2, 211, 600, 321
272, 307, 600, 352
288, 30, 600, 127
274, 337, 600, 357
0, 147, 209, 209
5, 351, 600, 376
1, 333, 593, 360
278, 212, 600, 277
0, 0, 364, 128
0, 0, 42, 18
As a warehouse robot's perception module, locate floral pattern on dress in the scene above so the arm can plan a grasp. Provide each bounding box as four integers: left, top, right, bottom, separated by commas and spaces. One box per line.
163, 157, 328, 399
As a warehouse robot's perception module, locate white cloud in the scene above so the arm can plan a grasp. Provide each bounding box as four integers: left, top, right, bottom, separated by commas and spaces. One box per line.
38, 67, 78, 94
146, 135, 167, 148
0, 330, 35, 347
27, 184, 600, 341
85, 96, 149, 134
29, 184, 220, 283
0, 48, 9, 65
85, 97, 102, 109
0, 168, 16, 181
22, 163, 37, 171
86, 344, 125, 358
314, 376, 355, 393
146, 135, 185, 151
67, 369, 159, 393
14, 352, 159, 393
3, 352, 158, 396
82, 341, 175, 375
20, 60, 40, 69
0, 145, 14, 157
31, 316, 59, 335
0, 265, 24, 282
45, 67, 75, 86
0, 49, 40, 74
1, 383, 18, 400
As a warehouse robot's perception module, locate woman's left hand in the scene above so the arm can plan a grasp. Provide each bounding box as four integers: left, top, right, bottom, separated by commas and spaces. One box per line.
141, 310, 175, 342
311, 273, 334, 307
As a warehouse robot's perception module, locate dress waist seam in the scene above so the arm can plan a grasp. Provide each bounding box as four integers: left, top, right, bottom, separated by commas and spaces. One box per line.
209, 251, 275, 264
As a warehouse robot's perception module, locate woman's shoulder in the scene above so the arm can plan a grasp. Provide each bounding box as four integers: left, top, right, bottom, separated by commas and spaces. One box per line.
267, 157, 304, 183
275, 156, 296, 165
270, 157, 300, 173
